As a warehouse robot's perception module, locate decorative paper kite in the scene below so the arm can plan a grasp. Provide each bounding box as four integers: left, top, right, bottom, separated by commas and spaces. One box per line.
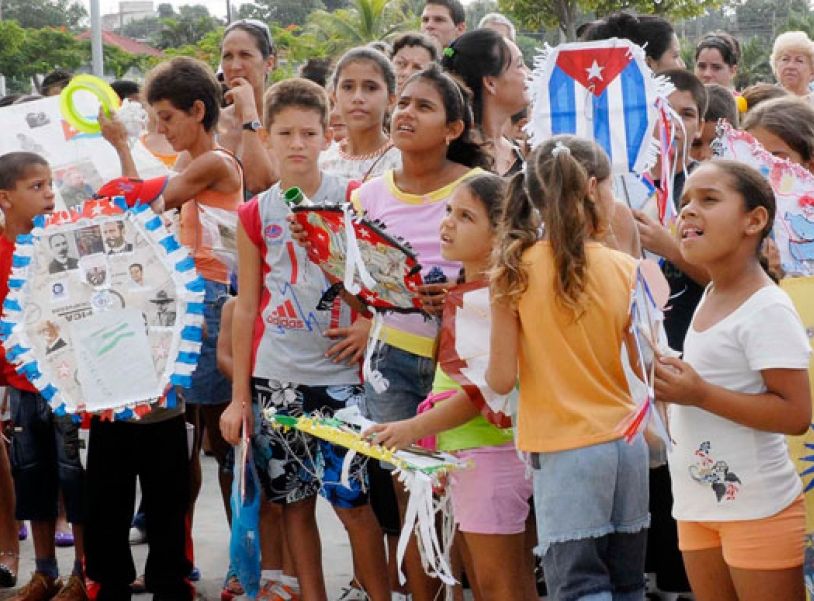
619, 260, 673, 444
437, 281, 515, 428
263, 405, 463, 586
526, 38, 672, 175
713, 121, 814, 276
292, 204, 424, 313
0, 197, 206, 419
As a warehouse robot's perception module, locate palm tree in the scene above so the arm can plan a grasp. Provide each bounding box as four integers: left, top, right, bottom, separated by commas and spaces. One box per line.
735, 36, 772, 89
306, 0, 418, 54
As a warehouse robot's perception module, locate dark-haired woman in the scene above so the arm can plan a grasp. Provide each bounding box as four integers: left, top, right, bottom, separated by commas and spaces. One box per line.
219, 19, 278, 194
442, 28, 529, 176
582, 12, 685, 73
695, 31, 740, 89
350, 64, 489, 601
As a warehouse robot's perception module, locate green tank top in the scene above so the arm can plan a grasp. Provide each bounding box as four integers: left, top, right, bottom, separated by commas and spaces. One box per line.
432, 367, 514, 452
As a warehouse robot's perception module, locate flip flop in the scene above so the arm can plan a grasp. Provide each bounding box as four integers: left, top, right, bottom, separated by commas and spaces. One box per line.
55, 531, 75, 547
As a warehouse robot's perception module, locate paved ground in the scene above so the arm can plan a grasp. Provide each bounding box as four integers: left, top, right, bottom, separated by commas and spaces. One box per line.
5, 455, 354, 600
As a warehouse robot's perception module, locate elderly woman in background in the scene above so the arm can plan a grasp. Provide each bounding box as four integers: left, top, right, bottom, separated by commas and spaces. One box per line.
771, 30, 814, 100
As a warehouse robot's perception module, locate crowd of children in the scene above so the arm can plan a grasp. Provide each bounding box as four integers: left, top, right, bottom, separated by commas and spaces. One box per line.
1, 2, 814, 601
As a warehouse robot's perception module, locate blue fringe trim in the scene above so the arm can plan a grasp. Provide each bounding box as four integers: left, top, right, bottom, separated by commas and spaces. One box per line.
145, 215, 163, 231
8, 278, 24, 289
0, 321, 14, 338
113, 195, 129, 213
32, 215, 45, 229
176, 351, 199, 364
170, 374, 192, 388
40, 384, 58, 401
116, 407, 134, 420
53, 403, 67, 417
185, 277, 205, 293
165, 387, 178, 407
181, 326, 203, 342
12, 255, 31, 268
18, 362, 41, 381
15, 234, 34, 245
159, 236, 181, 253
3, 298, 21, 312
6, 344, 29, 362
186, 302, 204, 315
175, 257, 195, 272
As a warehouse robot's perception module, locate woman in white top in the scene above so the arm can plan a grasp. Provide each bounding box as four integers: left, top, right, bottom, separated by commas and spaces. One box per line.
655, 160, 811, 601
770, 31, 814, 103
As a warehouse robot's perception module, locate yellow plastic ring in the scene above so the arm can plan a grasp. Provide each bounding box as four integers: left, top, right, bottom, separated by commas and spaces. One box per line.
59, 74, 121, 134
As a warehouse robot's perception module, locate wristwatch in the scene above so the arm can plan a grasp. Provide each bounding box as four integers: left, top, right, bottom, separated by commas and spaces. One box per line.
242, 119, 262, 132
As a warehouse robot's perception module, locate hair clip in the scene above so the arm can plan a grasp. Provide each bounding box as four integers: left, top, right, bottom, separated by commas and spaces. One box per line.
735, 95, 748, 113
443, 47, 455, 58
551, 140, 571, 158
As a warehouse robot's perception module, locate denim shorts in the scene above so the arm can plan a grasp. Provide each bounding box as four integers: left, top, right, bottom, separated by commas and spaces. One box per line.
251, 379, 369, 508
360, 343, 436, 423
9, 388, 85, 522
532, 436, 650, 601
186, 279, 231, 405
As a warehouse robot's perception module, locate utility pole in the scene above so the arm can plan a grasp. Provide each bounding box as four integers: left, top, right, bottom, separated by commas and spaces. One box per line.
91, 0, 104, 76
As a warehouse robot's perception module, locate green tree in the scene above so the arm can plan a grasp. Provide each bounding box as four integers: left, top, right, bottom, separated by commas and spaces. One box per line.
465, 0, 499, 30
236, 0, 325, 28
306, 0, 415, 54
120, 16, 161, 39
159, 28, 224, 69
0, 0, 87, 30
500, 0, 722, 41
734, 36, 773, 88
153, 5, 221, 49
270, 24, 332, 81
0, 21, 27, 77
157, 3, 175, 18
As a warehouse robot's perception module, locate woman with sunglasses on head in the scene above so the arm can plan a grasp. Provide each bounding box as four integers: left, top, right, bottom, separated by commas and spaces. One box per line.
219, 19, 279, 194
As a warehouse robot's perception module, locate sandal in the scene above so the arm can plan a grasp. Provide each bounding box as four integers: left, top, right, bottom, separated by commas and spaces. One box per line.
55, 531, 75, 547
130, 573, 146, 594
220, 570, 244, 601
0, 551, 18, 588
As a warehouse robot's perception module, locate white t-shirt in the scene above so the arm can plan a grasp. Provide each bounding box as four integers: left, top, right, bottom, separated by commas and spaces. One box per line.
319, 142, 401, 182
668, 285, 810, 522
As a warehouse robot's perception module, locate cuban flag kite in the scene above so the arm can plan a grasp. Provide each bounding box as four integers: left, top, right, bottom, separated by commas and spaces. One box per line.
527, 38, 671, 176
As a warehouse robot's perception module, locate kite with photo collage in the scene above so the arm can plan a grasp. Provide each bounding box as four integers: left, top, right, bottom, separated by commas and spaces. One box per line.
0, 194, 205, 419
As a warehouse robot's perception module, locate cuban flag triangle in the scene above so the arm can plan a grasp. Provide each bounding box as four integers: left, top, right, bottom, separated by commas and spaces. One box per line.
527, 38, 672, 175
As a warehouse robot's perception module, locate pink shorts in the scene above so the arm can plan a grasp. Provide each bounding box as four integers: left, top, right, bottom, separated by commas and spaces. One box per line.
450, 442, 532, 535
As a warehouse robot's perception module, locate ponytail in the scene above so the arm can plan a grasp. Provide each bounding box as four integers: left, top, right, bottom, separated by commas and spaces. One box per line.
490, 171, 540, 303
491, 135, 610, 315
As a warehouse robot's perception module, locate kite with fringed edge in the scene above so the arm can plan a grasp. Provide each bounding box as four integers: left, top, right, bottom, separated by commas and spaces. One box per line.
618, 260, 675, 445
713, 120, 814, 277
526, 38, 674, 177
291, 203, 425, 314
0, 196, 205, 420
437, 280, 515, 428
263, 405, 464, 587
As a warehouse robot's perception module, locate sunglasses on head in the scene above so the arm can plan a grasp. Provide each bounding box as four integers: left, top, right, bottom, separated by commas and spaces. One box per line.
224, 19, 274, 54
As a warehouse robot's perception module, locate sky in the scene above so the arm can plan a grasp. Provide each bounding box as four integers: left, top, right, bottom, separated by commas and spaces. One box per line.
86, 0, 477, 22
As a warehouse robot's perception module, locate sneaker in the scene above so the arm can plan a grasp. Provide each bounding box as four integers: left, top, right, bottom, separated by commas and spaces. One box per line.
53, 575, 89, 601
10, 572, 62, 601
335, 584, 368, 601
128, 526, 146, 545
258, 580, 299, 601
391, 593, 411, 601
